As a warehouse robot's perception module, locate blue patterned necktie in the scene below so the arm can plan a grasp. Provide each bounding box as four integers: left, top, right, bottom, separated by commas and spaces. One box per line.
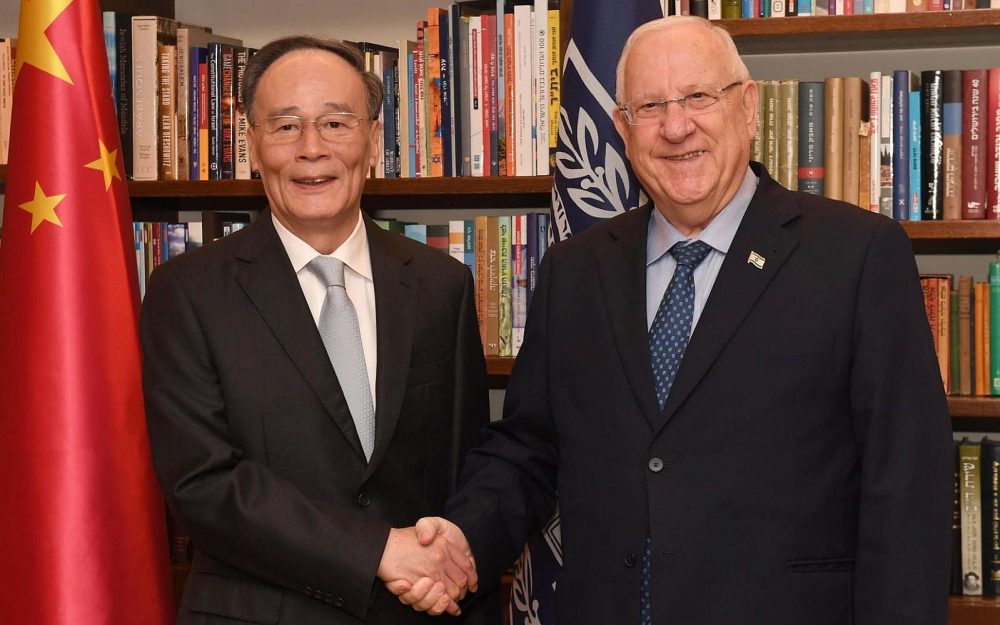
309, 256, 376, 461
640, 239, 712, 625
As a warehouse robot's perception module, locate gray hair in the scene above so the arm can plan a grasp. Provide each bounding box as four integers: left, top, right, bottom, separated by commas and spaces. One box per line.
241, 35, 384, 124
615, 16, 750, 104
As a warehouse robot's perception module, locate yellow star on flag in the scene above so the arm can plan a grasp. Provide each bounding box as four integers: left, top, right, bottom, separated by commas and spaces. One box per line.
85, 140, 122, 190
19, 181, 67, 233
14, 0, 75, 86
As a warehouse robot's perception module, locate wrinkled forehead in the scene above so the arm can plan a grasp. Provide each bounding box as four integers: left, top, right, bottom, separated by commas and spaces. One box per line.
257, 49, 367, 111
622, 30, 729, 97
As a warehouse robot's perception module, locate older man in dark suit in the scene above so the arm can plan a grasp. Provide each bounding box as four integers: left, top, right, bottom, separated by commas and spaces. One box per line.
141, 36, 491, 625
397, 15, 952, 625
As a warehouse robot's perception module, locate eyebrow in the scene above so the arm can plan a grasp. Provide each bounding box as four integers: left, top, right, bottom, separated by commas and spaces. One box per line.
266, 102, 360, 117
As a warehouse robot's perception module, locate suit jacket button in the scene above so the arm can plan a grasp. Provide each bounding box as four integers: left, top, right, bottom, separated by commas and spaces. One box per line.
304, 586, 313, 596
334, 597, 345, 608
357, 492, 373, 507
624, 552, 637, 567
648, 457, 664, 472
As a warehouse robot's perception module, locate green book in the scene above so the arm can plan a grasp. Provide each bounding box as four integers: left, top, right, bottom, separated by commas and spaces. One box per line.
497, 216, 512, 358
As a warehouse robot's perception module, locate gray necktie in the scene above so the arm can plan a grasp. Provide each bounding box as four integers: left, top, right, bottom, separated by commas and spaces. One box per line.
309, 256, 375, 461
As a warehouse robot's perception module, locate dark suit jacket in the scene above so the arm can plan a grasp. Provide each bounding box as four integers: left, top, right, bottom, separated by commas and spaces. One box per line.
447, 163, 953, 625
141, 213, 493, 625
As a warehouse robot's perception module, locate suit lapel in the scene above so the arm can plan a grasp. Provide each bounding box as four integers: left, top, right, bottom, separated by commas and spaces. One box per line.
233, 214, 367, 460
655, 167, 801, 433
597, 205, 661, 428
365, 219, 417, 473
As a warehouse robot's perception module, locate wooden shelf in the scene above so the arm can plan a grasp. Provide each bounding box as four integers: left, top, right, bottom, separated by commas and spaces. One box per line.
720, 9, 1000, 54
948, 397, 1000, 419
902, 221, 1000, 240
949, 595, 1000, 625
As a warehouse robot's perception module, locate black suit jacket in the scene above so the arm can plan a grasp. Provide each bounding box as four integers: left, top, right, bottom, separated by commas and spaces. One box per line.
447, 164, 953, 625
141, 213, 493, 625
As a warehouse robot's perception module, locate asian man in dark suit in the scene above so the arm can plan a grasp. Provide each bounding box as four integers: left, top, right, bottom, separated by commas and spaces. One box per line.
141, 36, 492, 625
395, 15, 952, 625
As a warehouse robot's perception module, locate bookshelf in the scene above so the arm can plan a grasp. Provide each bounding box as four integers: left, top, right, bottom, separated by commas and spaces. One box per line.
3, 3, 1000, 622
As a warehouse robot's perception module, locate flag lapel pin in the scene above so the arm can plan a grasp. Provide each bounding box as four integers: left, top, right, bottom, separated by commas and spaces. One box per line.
747, 251, 766, 270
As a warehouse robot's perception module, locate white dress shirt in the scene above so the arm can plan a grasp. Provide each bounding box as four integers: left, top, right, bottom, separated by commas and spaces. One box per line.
272, 213, 378, 407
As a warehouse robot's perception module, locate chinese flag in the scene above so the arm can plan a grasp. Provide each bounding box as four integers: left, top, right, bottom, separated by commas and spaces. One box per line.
0, 1, 175, 623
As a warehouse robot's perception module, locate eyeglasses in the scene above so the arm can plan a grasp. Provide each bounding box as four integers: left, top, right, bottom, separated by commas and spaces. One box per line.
619, 81, 745, 125
253, 112, 371, 144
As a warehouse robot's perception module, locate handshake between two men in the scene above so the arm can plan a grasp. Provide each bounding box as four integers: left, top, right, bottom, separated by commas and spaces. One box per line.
377, 517, 478, 617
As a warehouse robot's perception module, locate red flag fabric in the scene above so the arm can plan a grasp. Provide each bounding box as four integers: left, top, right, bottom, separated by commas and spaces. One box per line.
0, 1, 175, 622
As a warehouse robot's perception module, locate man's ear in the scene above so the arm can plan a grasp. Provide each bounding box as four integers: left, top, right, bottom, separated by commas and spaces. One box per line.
247, 125, 259, 172
368, 118, 383, 168
613, 107, 631, 150
741, 80, 760, 140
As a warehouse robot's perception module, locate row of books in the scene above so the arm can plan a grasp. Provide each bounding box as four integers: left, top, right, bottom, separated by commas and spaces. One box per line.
761, 68, 1000, 220
375, 214, 551, 356
920, 269, 1000, 397
954, 437, 1000, 596
693, 0, 1000, 19
102, 13, 250, 182
368, 0, 560, 179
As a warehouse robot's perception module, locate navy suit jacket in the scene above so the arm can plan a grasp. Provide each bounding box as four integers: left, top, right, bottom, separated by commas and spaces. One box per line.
142, 213, 494, 625
448, 163, 952, 625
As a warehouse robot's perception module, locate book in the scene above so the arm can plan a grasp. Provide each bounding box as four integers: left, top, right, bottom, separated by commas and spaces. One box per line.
962, 69, 988, 219
921, 70, 945, 220
982, 438, 1000, 595
960, 437, 983, 596
942, 70, 963, 220
823, 76, 844, 201
797, 81, 824, 195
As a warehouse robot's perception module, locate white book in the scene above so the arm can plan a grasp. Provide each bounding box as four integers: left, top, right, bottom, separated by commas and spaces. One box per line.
533, 0, 549, 176
469, 16, 485, 177
132, 16, 176, 181
708, 0, 722, 19
771, 0, 787, 17
888, 0, 906, 11
879, 76, 893, 218
448, 220, 465, 263
514, 5, 534, 176
868, 72, 881, 213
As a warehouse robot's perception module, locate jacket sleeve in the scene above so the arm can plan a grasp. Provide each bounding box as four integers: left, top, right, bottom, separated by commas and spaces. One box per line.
848, 217, 952, 625
446, 251, 561, 593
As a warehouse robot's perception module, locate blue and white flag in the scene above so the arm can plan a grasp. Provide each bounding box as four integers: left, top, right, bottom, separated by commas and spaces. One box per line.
549, 0, 662, 242
511, 1, 662, 624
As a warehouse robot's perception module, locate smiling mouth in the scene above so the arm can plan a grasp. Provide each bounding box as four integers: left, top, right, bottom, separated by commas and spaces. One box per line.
294, 177, 334, 186
665, 150, 705, 161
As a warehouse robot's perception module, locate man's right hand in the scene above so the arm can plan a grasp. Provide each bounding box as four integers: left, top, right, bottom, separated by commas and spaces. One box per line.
377, 519, 477, 616
381, 517, 478, 616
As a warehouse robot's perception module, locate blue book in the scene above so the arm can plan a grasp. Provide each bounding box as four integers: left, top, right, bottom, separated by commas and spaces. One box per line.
797, 0, 812, 13
404, 223, 427, 245
892, 70, 911, 222
102, 12, 117, 110
537, 213, 550, 264
908, 90, 922, 221
382, 63, 398, 178
526, 213, 539, 310
407, 51, 417, 178
464, 220, 476, 280
439, 9, 453, 177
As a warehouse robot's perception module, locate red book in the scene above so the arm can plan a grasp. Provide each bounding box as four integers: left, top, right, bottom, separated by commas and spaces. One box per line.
987, 67, 1000, 220
0, 1, 175, 623
962, 69, 988, 219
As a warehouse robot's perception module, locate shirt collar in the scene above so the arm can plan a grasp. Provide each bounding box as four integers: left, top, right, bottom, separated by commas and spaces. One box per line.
646, 165, 759, 266
272, 211, 373, 282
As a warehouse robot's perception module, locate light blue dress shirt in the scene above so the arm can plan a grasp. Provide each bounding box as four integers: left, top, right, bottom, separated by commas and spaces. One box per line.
646, 166, 760, 332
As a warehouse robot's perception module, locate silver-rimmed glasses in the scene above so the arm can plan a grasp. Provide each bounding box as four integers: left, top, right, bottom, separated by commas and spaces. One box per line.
253, 112, 370, 143
619, 80, 745, 125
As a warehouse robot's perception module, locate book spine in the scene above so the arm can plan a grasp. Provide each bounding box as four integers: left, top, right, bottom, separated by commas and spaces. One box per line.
382, 61, 398, 178
234, 48, 251, 181
198, 55, 209, 181
533, 0, 548, 176
475, 216, 489, 349
942, 70, 963, 220
220, 46, 235, 180
868, 73, 881, 212
439, 11, 453, 177
414, 24, 425, 177
960, 439, 983, 595
879, 77, 894, 217
131, 17, 161, 181
464, 219, 476, 279
910, 89, 922, 221
485, 14, 499, 177
990, 260, 1000, 395
960, 275, 974, 395
962, 69, 988, 219
824, 76, 844, 201
115, 14, 133, 177
986, 68, 1000, 219
426, 9, 444, 178
468, 17, 483, 177
175, 30, 189, 181
448, 220, 465, 264
922, 70, 945, 220
779, 79, 798, 191
189, 47, 201, 181
208, 43, 221, 180
892, 70, 911, 221
547, 10, 560, 173
982, 439, 1000, 595
798, 82, 825, 194
511, 215, 528, 356
485, 216, 500, 356
450, 6, 464, 178
843, 76, 863, 207
158, 43, 177, 181
763, 80, 779, 178
497, 216, 512, 358
526, 213, 539, 310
